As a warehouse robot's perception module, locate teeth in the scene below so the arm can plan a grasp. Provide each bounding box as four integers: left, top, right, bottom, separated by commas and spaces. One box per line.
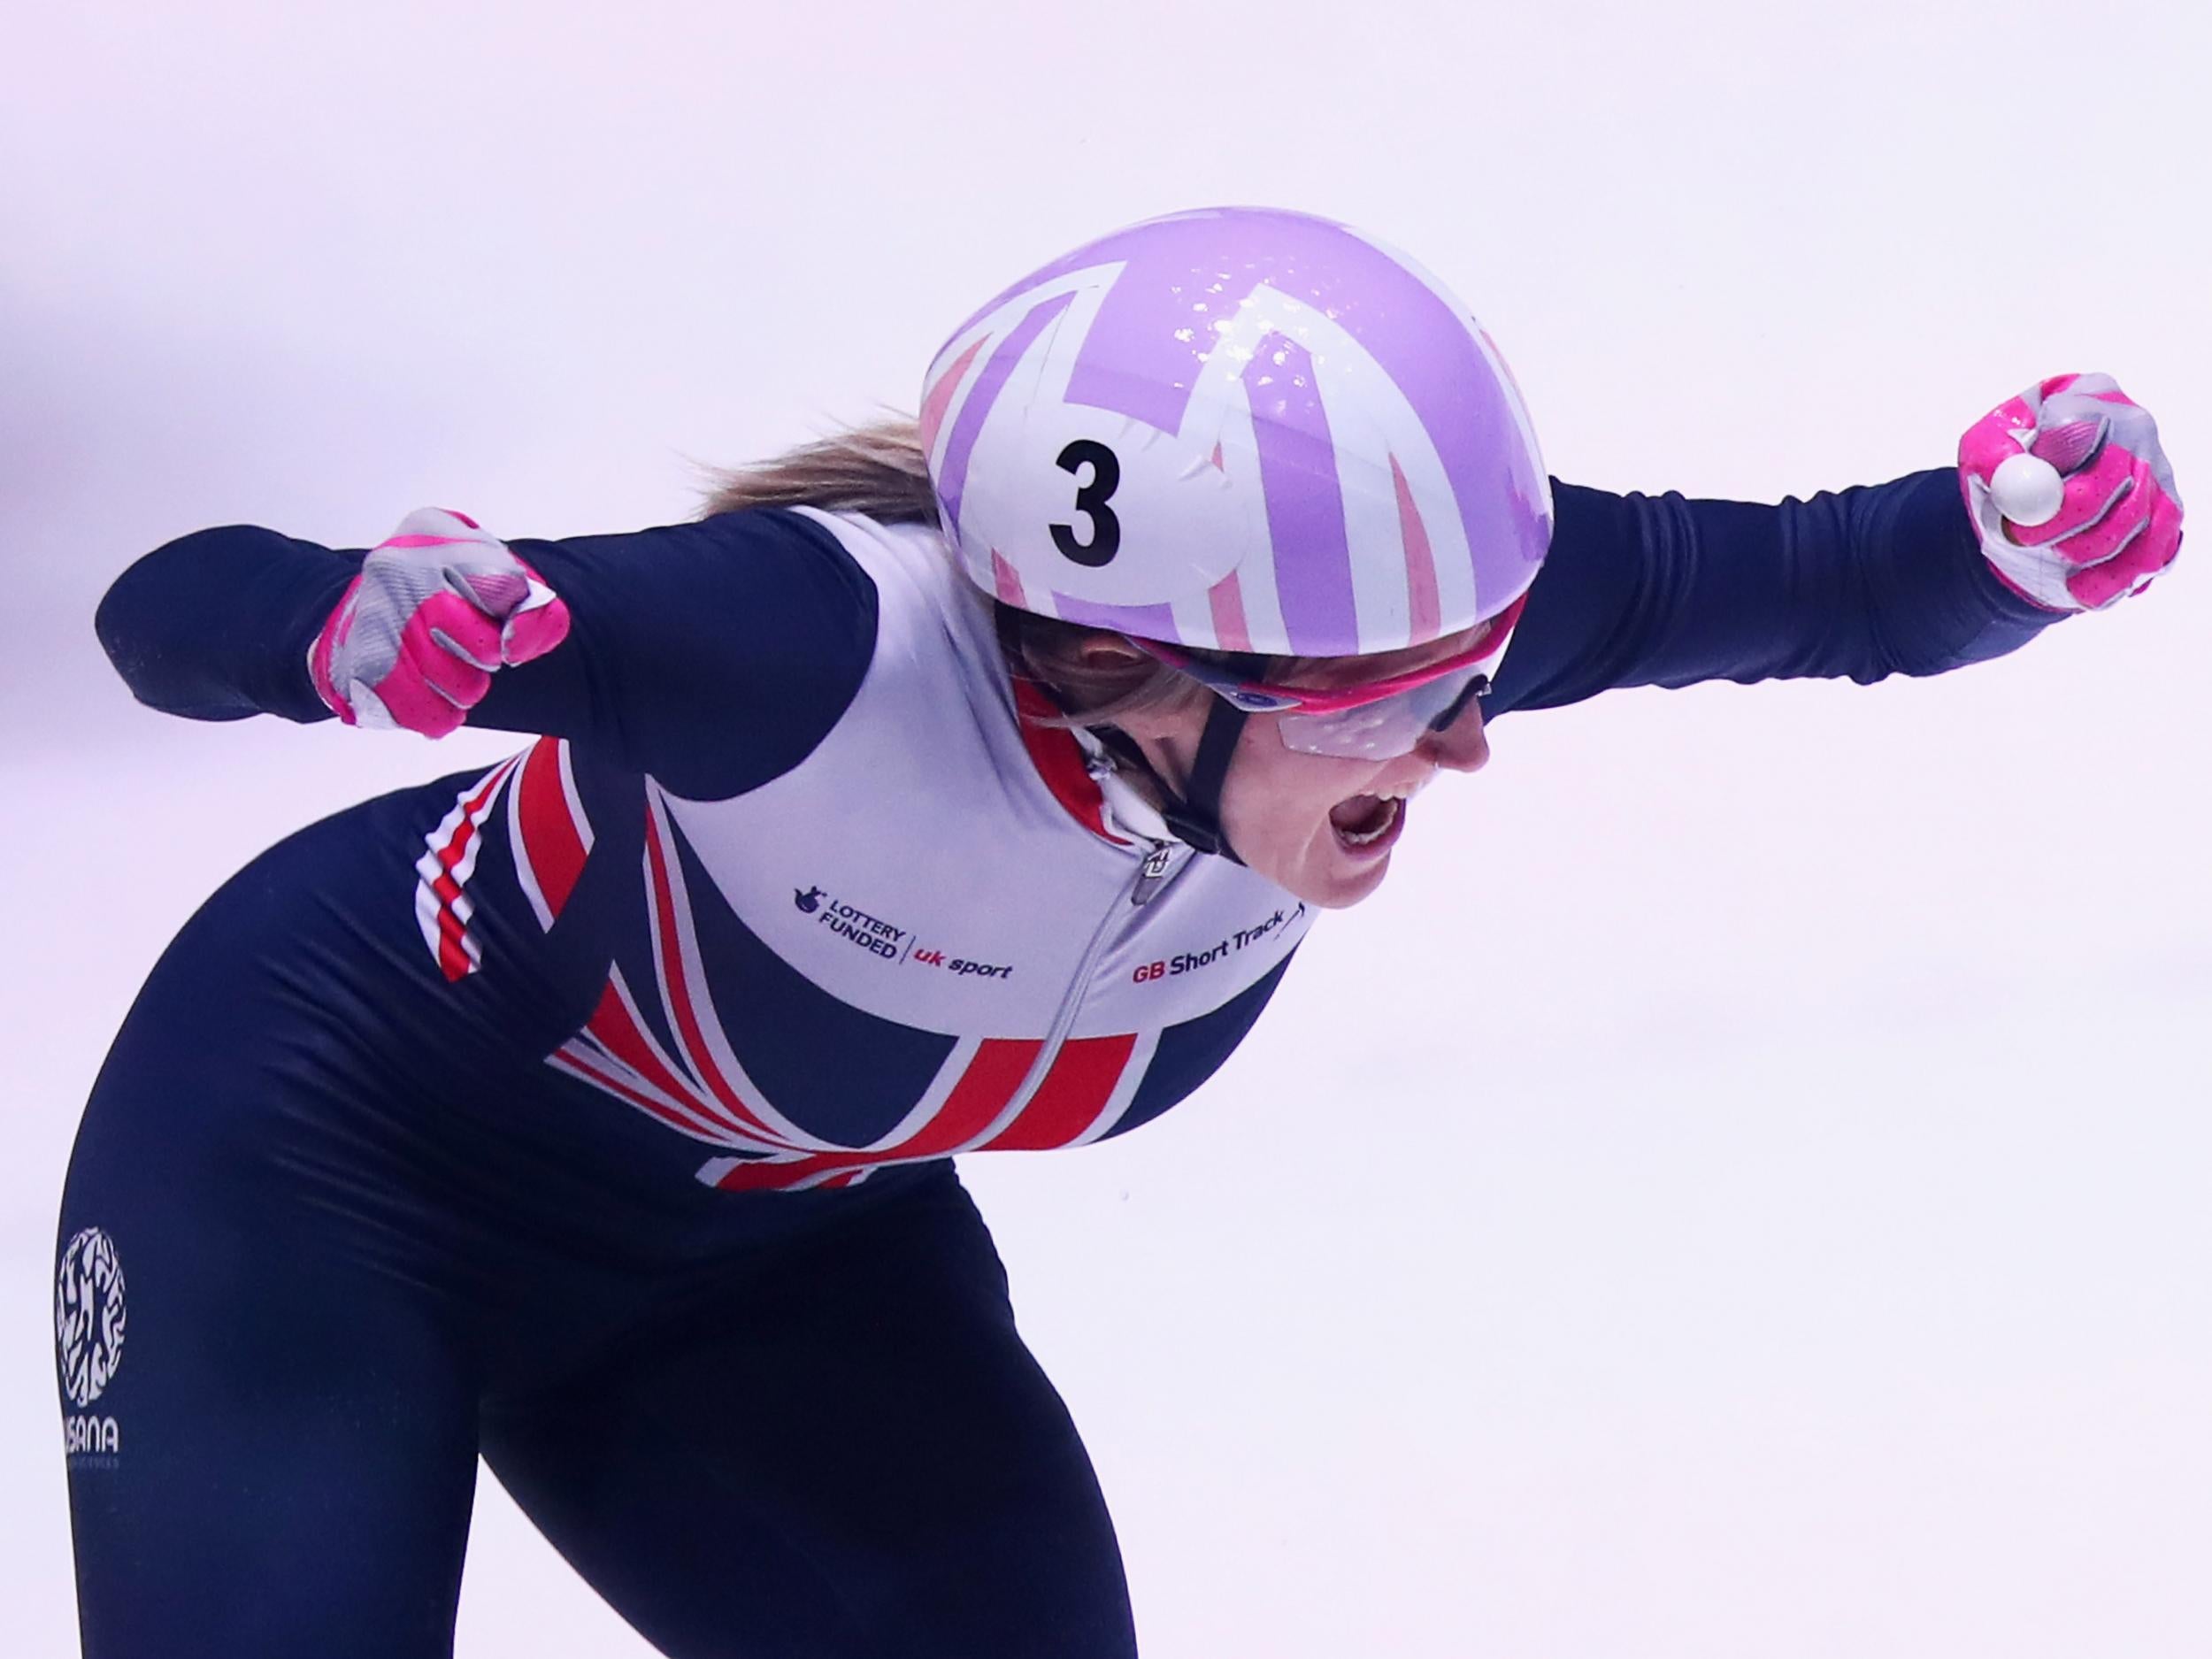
1338, 796, 1401, 847
1368, 778, 1427, 803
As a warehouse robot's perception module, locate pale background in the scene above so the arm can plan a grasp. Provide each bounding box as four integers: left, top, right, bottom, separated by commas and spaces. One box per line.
4, 1, 2208, 1654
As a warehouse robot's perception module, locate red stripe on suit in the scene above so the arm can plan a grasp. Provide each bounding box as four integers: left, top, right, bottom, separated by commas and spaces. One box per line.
517, 738, 588, 920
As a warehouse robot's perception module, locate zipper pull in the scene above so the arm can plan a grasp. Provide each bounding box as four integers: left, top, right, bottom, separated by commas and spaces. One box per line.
1131, 842, 1175, 907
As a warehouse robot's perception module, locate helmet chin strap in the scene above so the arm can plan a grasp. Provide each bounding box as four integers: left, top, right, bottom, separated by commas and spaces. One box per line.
1099, 699, 1248, 865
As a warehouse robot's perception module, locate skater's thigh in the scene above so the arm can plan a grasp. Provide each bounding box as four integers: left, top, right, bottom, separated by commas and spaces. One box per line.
481, 1170, 1138, 1659
58, 999, 482, 1659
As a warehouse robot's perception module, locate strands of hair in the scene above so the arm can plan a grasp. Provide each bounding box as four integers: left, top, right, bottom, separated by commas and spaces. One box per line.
699, 417, 940, 526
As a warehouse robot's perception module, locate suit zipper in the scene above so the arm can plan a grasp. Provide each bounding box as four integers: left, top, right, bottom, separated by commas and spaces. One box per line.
972, 838, 1185, 1143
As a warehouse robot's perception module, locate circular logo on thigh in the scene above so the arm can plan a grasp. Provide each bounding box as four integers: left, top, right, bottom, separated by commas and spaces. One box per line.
56, 1227, 127, 1409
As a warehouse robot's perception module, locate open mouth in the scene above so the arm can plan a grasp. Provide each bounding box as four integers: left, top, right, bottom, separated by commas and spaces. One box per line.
1328, 793, 1405, 855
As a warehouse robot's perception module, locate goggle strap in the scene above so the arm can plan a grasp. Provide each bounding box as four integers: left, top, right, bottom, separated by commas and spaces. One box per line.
1156, 699, 1248, 864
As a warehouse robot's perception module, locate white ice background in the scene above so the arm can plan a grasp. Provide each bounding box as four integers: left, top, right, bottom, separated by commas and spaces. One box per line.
4, 2, 2208, 1654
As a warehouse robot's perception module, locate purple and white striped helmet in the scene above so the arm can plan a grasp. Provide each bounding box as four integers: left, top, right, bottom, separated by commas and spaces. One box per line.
921, 205, 1551, 658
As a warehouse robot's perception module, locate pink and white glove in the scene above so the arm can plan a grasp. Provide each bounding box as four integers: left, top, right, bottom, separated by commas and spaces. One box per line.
1957, 373, 2183, 611
309, 508, 571, 737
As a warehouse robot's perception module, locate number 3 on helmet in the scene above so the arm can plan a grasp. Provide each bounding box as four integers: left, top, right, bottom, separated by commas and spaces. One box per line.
920, 204, 1553, 661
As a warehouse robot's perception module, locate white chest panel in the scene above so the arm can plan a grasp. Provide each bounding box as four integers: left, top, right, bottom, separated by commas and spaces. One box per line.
661, 511, 1314, 1044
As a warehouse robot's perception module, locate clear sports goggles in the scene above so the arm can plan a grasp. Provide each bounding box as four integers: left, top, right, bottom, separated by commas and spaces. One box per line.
1130, 598, 1524, 758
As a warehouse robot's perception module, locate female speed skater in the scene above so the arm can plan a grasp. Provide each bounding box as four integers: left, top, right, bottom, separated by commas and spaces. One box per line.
57, 205, 2181, 1657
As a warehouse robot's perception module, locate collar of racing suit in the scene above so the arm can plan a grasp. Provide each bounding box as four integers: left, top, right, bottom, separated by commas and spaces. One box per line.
1009, 679, 1243, 863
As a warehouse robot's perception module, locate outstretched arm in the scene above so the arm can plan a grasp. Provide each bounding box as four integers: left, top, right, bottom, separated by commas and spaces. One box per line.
95, 508, 881, 800
1488, 466, 2043, 714
1488, 376, 2181, 717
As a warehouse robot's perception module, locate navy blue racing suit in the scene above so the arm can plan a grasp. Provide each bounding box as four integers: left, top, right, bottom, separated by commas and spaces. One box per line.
58, 470, 2055, 1656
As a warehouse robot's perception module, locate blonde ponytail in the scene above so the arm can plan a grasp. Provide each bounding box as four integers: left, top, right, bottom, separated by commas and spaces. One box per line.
699, 417, 939, 526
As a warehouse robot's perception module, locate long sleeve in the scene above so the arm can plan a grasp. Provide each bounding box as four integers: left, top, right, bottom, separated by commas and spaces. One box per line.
95, 508, 882, 799
1485, 467, 2063, 717
96, 528, 360, 724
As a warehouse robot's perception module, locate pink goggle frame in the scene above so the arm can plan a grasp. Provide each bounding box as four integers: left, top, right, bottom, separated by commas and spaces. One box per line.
1130, 598, 1525, 757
